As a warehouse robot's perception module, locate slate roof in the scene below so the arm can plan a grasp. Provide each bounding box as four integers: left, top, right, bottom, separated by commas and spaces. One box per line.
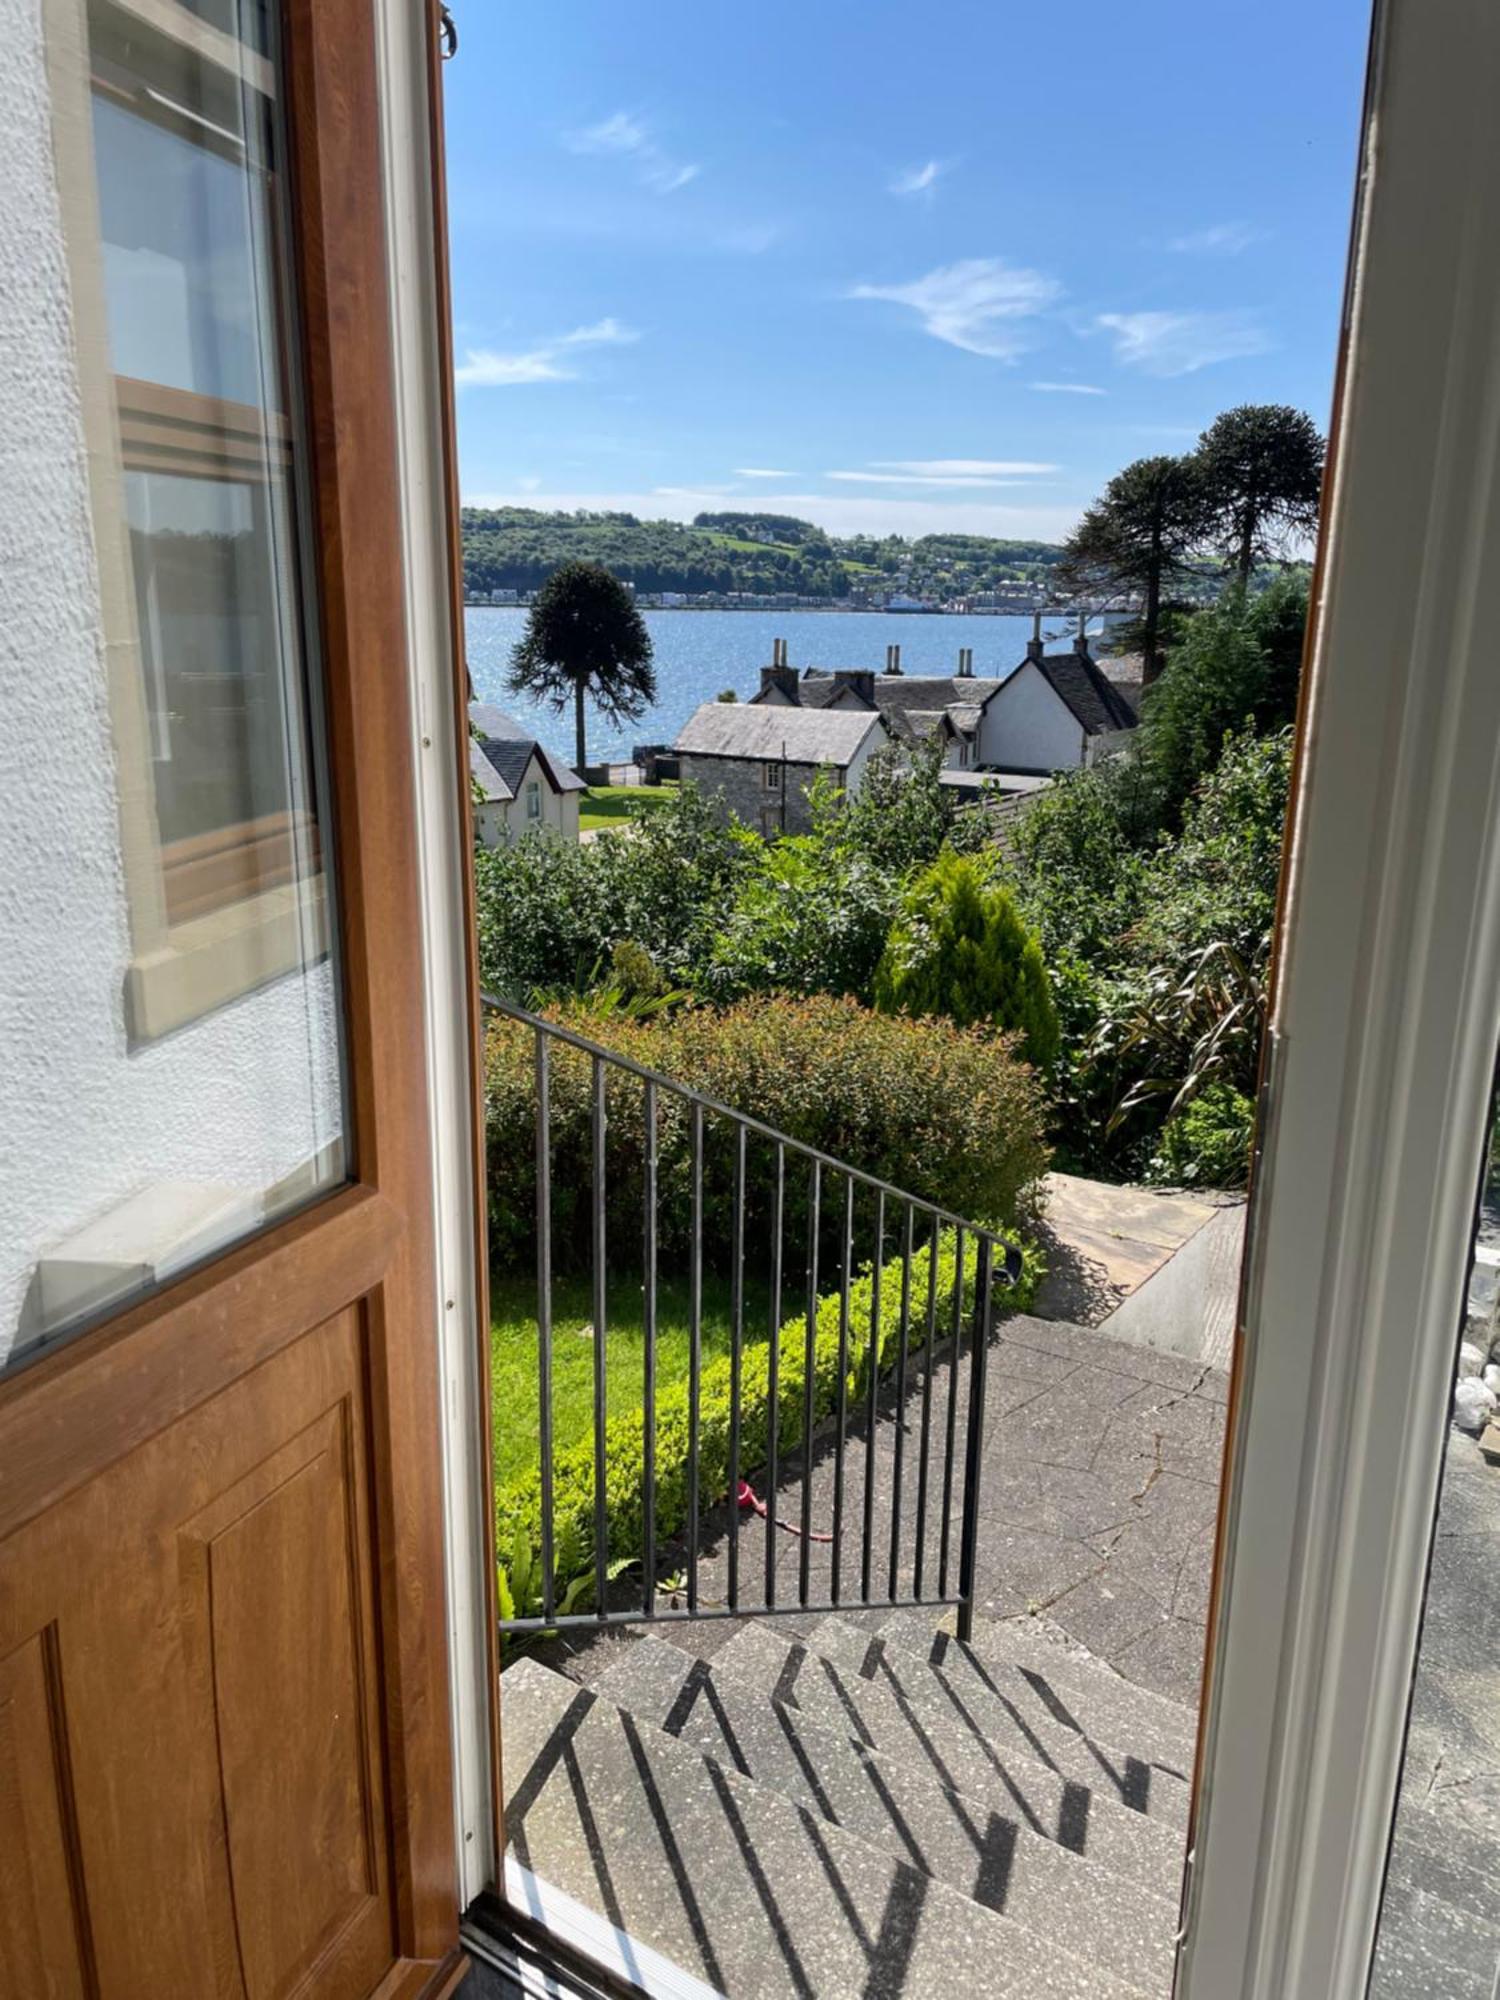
469, 738, 514, 802
468, 702, 586, 795
675, 701, 888, 765
1025, 649, 1139, 735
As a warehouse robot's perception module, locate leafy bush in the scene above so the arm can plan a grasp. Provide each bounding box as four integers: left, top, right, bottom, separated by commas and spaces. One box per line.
484, 993, 1051, 1274
475, 781, 749, 997
875, 853, 1059, 1067
1149, 1081, 1256, 1188
495, 1226, 1043, 1618
1140, 578, 1307, 825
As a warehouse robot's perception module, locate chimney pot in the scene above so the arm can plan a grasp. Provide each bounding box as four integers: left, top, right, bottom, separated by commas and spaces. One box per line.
1026, 610, 1044, 663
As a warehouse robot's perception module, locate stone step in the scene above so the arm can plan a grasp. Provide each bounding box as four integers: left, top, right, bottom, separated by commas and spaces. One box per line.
596, 1635, 1181, 1992
792, 1616, 1192, 1832
873, 1609, 1199, 1774
1368, 1878, 1500, 2000
1385, 1796, 1500, 1931
715, 1622, 1189, 1838
500, 1655, 1156, 2000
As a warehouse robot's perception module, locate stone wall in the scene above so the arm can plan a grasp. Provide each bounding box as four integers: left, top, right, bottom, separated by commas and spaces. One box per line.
679, 754, 831, 834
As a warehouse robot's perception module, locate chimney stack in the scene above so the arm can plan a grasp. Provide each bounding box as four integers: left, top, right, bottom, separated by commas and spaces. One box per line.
1076, 610, 1090, 656
884, 643, 903, 675
957, 647, 974, 678
760, 637, 799, 702
1026, 610, 1044, 663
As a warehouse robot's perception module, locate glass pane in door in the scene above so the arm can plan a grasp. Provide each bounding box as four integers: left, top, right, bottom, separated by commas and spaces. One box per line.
0, 0, 345, 1372
1370, 1100, 1500, 1997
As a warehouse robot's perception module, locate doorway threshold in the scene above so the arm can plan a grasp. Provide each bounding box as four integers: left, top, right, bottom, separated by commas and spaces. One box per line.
463, 1856, 727, 2000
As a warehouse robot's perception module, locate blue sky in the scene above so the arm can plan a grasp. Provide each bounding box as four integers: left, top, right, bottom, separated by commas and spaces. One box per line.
443, 0, 1372, 542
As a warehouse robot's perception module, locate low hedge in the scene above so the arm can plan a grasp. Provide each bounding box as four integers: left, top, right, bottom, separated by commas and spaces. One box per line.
495, 1225, 1042, 1615
484, 992, 1051, 1276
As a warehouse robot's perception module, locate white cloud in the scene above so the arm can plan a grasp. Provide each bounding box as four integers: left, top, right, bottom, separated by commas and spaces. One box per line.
827, 472, 1025, 488
1030, 380, 1106, 396
1169, 221, 1261, 255
889, 159, 945, 197
454, 319, 638, 389
735, 467, 797, 479
1096, 310, 1270, 377
463, 485, 1084, 541
871, 458, 1057, 477
848, 257, 1060, 359
567, 110, 699, 195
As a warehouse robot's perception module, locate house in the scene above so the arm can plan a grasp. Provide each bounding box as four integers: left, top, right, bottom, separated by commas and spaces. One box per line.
1, 1, 1495, 1996
752, 620, 1137, 775
468, 702, 583, 847
978, 621, 1140, 770
674, 697, 890, 833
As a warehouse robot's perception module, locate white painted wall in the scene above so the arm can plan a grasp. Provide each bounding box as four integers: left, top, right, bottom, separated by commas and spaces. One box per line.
0, 0, 341, 1366
842, 721, 883, 795
981, 661, 1086, 771
473, 752, 581, 848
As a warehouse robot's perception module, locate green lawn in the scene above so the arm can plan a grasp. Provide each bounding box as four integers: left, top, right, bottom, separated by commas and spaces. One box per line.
491, 1266, 773, 1487
578, 781, 680, 834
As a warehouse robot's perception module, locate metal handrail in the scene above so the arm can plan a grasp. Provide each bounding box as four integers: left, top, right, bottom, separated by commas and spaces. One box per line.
482, 990, 1020, 1643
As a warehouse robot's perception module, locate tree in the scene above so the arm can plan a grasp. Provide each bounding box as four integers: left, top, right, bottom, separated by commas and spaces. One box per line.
1140, 577, 1308, 822
874, 853, 1060, 1068
1057, 455, 1206, 685
1195, 405, 1324, 587
507, 560, 656, 771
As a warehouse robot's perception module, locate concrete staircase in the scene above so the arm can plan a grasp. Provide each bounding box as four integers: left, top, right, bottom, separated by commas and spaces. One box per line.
499, 1606, 1196, 1998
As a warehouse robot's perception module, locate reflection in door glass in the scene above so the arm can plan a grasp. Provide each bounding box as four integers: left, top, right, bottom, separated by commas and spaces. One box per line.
0, 0, 345, 1374
1371, 1102, 1500, 1997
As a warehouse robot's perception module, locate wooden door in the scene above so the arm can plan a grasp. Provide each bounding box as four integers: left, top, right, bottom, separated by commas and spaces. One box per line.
0, 0, 462, 1994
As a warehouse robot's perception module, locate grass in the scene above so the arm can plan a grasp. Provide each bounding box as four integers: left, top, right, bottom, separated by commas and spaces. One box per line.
491, 1265, 774, 1487
578, 781, 680, 834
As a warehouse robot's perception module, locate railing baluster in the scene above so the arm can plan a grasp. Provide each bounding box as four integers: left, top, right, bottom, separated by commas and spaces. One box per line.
861, 1191, 884, 1604
831, 1174, 853, 1604
728, 1122, 746, 1612
938, 1227, 964, 1599
888, 1204, 914, 1601
642, 1079, 658, 1619
913, 1216, 939, 1600
799, 1160, 821, 1606
591, 1054, 608, 1619
535, 1031, 555, 1625
957, 1239, 993, 1643
766, 1141, 784, 1606
687, 1102, 704, 1612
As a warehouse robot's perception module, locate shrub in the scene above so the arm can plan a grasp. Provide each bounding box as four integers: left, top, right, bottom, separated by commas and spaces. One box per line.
875, 853, 1060, 1068
703, 829, 896, 1004
1149, 1080, 1256, 1188
484, 992, 1051, 1275
494, 1226, 1044, 1617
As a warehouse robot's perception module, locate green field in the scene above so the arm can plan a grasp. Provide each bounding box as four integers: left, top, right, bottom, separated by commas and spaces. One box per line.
579, 781, 680, 833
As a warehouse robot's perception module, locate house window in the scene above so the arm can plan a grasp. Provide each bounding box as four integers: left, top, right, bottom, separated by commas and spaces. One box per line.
763, 761, 782, 791
54, 0, 336, 1040
526, 780, 542, 820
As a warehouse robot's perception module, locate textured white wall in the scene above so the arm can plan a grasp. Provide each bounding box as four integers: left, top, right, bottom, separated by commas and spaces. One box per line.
982, 662, 1086, 771
0, 0, 342, 1365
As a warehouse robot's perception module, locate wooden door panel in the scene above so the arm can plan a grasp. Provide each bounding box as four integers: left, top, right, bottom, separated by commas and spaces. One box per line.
0, 1308, 396, 2000
184, 1399, 383, 2000
0, 1629, 92, 2000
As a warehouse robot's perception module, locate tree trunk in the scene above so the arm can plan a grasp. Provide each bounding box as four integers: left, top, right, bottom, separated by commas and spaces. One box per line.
1236, 489, 1256, 588
574, 679, 587, 775
1141, 513, 1165, 686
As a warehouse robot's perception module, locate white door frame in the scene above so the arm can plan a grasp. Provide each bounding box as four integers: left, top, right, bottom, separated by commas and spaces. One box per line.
1181, 3, 1500, 1994
372, 0, 497, 1909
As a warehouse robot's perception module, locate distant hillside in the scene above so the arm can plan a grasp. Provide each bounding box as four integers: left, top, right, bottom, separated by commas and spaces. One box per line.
460, 507, 1068, 601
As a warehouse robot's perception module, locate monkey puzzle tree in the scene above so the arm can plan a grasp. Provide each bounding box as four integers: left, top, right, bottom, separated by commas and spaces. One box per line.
1195, 404, 1325, 588
1057, 454, 1207, 684
507, 560, 656, 772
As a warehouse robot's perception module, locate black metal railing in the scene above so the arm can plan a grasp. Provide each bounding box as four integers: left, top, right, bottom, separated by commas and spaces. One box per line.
485, 993, 1021, 1643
